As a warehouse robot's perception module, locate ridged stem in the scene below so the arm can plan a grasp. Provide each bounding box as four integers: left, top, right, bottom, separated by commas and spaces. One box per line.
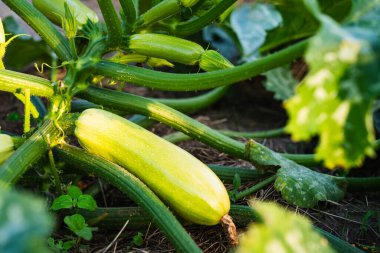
136, 0, 180, 28
0, 120, 59, 186
77, 86, 315, 167
93, 40, 308, 91
164, 127, 285, 144
2, 0, 72, 61
119, 0, 137, 33
171, 0, 236, 37
97, 0, 123, 48
0, 69, 53, 97
72, 85, 229, 115
54, 144, 202, 253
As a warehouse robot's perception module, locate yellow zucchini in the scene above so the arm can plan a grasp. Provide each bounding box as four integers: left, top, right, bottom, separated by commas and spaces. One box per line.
75, 108, 230, 225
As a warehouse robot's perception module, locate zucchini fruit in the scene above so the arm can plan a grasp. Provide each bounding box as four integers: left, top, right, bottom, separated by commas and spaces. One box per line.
128, 33, 205, 65
75, 109, 230, 225
32, 0, 98, 27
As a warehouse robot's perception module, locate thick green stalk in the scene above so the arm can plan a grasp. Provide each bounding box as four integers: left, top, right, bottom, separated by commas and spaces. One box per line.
2, 0, 72, 61
0, 69, 53, 97
97, 0, 123, 48
119, 0, 137, 33
156, 86, 230, 113
171, 0, 236, 37
0, 120, 59, 186
93, 40, 308, 91
136, 0, 180, 28
80, 205, 363, 253
164, 127, 285, 144
78, 86, 314, 167
73, 85, 229, 115
54, 144, 202, 253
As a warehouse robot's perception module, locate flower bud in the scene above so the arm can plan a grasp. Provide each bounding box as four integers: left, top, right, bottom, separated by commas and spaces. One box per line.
199, 50, 234, 72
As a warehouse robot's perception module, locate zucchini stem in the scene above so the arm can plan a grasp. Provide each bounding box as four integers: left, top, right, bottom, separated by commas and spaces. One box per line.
93, 40, 308, 91
163, 127, 286, 144
97, 0, 123, 48
0, 120, 60, 186
234, 175, 277, 201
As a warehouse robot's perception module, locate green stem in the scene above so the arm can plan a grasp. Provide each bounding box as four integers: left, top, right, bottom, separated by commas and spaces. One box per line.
171, 0, 236, 37
2, 0, 72, 61
128, 114, 155, 128
48, 149, 63, 195
221, 128, 286, 139
164, 127, 285, 144
234, 175, 277, 201
0, 120, 59, 186
0, 69, 53, 97
136, 0, 180, 28
23, 89, 31, 134
54, 144, 202, 253
97, 0, 123, 48
50, 55, 58, 82
119, 0, 137, 33
93, 40, 308, 91
156, 86, 230, 114
78, 86, 313, 167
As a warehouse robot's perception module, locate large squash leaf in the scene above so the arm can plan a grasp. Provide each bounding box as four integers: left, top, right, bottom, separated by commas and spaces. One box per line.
237, 202, 337, 253
285, 0, 380, 169
247, 140, 347, 207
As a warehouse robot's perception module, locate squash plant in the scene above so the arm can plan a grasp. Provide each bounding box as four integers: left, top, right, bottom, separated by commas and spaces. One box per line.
0, 0, 379, 251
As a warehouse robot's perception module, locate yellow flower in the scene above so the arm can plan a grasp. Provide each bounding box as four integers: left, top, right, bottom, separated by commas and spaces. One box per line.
0, 134, 14, 164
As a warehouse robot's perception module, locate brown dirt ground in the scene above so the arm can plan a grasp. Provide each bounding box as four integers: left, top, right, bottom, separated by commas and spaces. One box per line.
1, 1, 379, 253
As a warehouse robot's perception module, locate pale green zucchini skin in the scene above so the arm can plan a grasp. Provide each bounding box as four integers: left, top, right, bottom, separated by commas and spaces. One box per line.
128, 33, 205, 65
75, 108, 230, 225
32, 0, 99, 27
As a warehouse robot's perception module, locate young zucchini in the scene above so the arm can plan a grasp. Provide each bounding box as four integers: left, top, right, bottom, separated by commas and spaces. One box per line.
75, 108, 230, 225
32, 0, 98, 27
128, 33, 205, 65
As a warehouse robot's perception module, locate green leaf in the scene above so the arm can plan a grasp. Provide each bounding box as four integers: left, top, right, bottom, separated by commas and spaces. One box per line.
263, 65, 298, 100
77, 195, 97, 211
51, 195, 73, 211
2, 16, 51, 71
285, 0, 380, 169
132, 232, 144, 247
64, 214, 93, 241
236, 202, 337, 253
47, 238, 74, 253
274, 165, 347, 208
0, 186, 53, 253
230, 3, 282, 62
262, 0, 351, 51
67, 185, 82, 199
246, 140, 346, 207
